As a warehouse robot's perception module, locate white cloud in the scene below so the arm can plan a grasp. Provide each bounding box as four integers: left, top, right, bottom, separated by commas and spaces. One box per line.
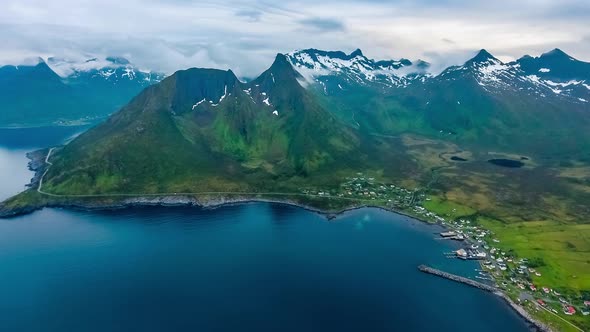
0, 0, 589, 77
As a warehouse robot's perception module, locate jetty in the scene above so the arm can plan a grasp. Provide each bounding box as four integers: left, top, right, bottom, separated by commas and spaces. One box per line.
418, 265, 555, 332
418, 265, 497, 292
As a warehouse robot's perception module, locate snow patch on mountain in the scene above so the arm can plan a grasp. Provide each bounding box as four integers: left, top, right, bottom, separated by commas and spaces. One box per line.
47, 56, 121, 77
45, 56, 163, 83
219, 85, 228, 102
192, 99, 206, 110
99, 69, 116, 79
286, 49, 429, 89
476, 60, 512, 84
122, 67, 136, 80
524, 75, 588, 95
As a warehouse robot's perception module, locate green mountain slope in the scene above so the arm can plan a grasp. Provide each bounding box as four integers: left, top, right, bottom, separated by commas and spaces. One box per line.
41, 55, 367, 195
294, 49, 590, 157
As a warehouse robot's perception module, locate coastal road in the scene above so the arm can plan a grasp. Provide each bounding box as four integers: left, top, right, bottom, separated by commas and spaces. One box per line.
537, 303, 584, 332
36, 148, 389, 204
37, 147, 55, 195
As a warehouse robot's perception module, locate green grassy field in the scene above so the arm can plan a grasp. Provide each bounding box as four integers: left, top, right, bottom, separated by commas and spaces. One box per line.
479, 218, 590, 291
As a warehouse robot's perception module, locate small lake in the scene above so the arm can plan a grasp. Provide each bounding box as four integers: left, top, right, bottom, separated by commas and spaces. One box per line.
451, 156, 468, 162
488, 158, 525, 168
0, 126, 532, 332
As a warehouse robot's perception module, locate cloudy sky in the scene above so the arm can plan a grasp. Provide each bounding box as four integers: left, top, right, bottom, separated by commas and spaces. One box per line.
1, 0, 590, 76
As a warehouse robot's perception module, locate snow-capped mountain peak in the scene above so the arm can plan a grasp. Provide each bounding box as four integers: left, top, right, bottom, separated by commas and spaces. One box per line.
540, 48, 575, 61
466, 49, 499, 65
286, 48, 430, 91
287, 49, 375, 73
428, 48, 590, 104
45, 55, 163, 83
44, 56, 165, 85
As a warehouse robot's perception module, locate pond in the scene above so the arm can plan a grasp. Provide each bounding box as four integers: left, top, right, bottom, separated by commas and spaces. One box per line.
487, 159, 525, 168
451, 156, 468, 162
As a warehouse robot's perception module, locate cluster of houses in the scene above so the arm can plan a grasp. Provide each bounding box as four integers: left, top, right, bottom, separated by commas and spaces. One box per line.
413, 205, 447, 222
334, 174, 418, 206
533, 288, 589, 316
417, 206, 590, 319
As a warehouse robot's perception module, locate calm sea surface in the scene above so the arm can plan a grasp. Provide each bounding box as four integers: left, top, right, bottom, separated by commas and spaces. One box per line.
0, 127, 532, 332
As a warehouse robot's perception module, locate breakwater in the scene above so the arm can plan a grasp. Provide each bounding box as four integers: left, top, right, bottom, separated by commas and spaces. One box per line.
418, 265, 555, 332
418, 265, 497, 292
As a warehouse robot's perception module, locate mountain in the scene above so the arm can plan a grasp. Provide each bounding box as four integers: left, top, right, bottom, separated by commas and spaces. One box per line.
516, 48, 590, 81
513, 49, 590, 102
286, 48, 430, 94
52, 56, 164, 86
401, 49, 588, 151
289, 48, 590, 154
0, 56, 164, 127
284, 49, 433, 134
0, 60, 78, 126
40, 54, 371, 196
6, 47, 590, 195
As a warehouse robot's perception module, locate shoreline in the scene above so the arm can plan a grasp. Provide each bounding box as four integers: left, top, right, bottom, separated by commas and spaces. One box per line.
0, 120, 104, 130
0, 195, 555, 332
0, 192, 425, 223
0, 148, 557, 332
1, 147, 436, 222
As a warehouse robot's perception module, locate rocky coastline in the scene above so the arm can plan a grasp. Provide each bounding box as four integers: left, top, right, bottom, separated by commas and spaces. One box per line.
497, 293, 554, 332
24, 148, 49, 189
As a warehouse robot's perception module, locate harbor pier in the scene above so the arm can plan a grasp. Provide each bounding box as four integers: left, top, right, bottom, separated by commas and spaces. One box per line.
418, 265, 497, 292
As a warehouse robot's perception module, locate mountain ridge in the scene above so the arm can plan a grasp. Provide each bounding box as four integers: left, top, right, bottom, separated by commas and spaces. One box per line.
0, 56, 165, 127
24, 46, 590, 200
41, 53, 364, 197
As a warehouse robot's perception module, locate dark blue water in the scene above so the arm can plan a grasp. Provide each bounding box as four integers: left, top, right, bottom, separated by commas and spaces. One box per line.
0, 126, 532, 332
0, 206, 531, 332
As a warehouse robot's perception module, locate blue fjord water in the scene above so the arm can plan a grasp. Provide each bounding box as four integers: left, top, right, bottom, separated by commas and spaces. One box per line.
0, 127, 531, 332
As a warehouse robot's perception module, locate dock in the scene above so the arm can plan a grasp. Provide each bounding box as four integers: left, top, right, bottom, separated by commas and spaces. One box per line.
439, 231, 464, 241
418, 265, 497, 293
